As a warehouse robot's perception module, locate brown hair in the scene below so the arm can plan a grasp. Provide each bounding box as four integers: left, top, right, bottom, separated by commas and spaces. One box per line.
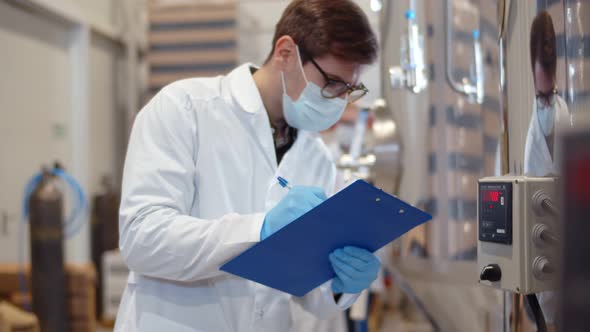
530, 11, 556, 78
265, 0, 378, 65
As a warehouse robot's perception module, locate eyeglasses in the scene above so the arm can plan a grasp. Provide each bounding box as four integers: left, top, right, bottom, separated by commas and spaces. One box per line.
303, 54, 369, 103
536, 88, 558, 107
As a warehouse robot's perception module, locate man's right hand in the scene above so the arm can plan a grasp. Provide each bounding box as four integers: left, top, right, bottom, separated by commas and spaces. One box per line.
260, 186, 327, 240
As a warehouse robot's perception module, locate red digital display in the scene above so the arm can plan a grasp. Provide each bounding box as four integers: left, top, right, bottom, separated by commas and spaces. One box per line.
482, 190, 501, 203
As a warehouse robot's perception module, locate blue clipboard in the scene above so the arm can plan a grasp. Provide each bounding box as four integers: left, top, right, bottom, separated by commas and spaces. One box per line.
220, 180, 432, 297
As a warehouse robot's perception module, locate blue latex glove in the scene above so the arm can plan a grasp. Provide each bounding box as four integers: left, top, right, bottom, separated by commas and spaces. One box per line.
261, 186, 327, 240
329, 246, 381, 294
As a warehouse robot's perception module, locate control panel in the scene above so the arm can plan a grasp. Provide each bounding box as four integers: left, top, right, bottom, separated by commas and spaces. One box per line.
477, 176, 559, 294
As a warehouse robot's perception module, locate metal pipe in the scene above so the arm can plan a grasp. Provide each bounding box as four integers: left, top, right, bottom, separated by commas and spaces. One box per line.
388, 0, 428, 94
499, 38, 510, 175
503, 291, 510, 332
498, 1, 513, 327
379, 0, 392, 97
444, 0, 484, 103
444, 0, 470, 95
473, 30, 484, 104
562, 0, 571, 107
498, 0, 511, 175
513, 293, 522, 331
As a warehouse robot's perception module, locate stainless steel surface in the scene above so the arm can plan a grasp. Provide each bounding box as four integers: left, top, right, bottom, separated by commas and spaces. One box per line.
383, 262, 441, 332
563, 0, 590, 119
498, 0, 511, 41
365, 99, 403, 194
503, 291, 510, 332
334, 103, 403, 194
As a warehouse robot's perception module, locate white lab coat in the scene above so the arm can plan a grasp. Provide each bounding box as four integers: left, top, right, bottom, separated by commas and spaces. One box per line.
290, 305, 347, 332
290, 131, 390, 332
524, 95, 569, 177
114, 64, 357, 332
290, 131, 347, 332
523, 95, 569, 324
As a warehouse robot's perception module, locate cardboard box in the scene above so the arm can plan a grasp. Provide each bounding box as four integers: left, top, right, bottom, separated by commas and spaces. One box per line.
0, 263, 97, 332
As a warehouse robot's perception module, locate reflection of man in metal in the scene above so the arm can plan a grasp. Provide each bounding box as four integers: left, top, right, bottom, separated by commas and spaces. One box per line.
524, 11, 569, 327
524, 11, 569, 177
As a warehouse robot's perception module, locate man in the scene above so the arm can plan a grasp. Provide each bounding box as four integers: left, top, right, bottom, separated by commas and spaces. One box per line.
524, 10, 570, 177
114, 1, 381, 331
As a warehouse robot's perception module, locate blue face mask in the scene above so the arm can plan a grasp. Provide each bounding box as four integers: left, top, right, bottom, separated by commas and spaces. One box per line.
536, 96, 556, 136
281, 46, 347, 132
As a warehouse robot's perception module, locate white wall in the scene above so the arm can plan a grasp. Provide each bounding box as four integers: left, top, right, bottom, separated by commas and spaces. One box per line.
89, 35, 123, 195
0, 1, 73, 263
0, 0, 141, 263
237, 0, 289, 65
61, 0, 117, 26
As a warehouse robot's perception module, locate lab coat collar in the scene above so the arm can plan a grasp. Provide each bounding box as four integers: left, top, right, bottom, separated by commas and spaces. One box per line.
226, 63, 265, 114
525, 96, 569, 176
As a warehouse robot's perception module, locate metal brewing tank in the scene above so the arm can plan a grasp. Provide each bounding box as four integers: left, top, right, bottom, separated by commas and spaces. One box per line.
28, 167, 69, 332
365, 100, 403, 195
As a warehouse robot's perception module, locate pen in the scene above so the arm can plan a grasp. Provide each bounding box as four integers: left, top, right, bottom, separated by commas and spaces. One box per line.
277, 176, 292, 190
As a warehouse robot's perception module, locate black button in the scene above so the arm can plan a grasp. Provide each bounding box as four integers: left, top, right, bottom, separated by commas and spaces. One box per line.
480, 264, 502, 282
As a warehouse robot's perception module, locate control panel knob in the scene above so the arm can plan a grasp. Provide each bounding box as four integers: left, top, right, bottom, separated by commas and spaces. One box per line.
533, 256, 554, 280
532, 224, 558, 247
480, 264, 502, 282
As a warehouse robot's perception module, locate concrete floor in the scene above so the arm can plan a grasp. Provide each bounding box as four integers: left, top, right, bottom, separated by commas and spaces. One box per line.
378, 314, 434, 332
96, 316, 433, 332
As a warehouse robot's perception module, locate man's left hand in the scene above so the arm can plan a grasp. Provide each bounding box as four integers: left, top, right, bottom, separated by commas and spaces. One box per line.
329, 246, 380, 294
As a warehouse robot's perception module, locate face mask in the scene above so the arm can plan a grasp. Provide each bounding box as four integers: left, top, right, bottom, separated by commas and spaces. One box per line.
536, 97, 556, 136
281, 46, 347, 132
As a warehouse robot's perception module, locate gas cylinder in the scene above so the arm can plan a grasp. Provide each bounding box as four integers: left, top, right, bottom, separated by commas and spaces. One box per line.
28, 167, 68, 332
91, 175, 120, 319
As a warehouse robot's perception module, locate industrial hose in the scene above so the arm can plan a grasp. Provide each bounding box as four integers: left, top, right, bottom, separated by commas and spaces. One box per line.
525, 294, 548, 332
